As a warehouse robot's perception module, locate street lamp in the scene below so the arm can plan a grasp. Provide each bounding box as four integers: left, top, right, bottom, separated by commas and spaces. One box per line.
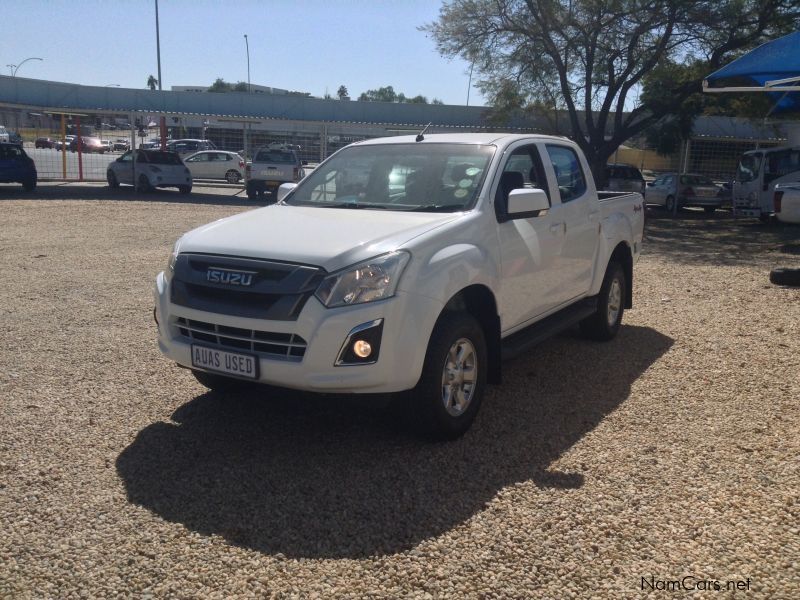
7, 57, 43, 77
244, 34, 251, 93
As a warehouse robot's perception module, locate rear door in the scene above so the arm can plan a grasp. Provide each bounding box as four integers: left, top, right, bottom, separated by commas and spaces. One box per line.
542, 144, 599, 301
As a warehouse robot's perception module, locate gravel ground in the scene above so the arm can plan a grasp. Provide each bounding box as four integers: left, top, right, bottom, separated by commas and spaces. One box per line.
1, 185, 798, 598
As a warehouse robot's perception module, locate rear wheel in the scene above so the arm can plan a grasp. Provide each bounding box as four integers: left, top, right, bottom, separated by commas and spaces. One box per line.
580, 262, 626, 341
411, 312, 487, 440
107, 170, 119, 189
665, 195, 677, 213
225, 169, 241, 184
704, 206, 716, 214
22, 178, 36, 192
246, 182, 258, 200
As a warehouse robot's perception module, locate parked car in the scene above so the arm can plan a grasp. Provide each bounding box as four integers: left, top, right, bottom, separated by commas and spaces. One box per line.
100, 140, 113, 153
155, 133, 645, 438
35, 137, 56, 149
0, 142, 37, 191
8, 131, 23, 146
69, 136, 106, 153
606, 164, 645, 194
245, 145, 307, 199
0, 126, 9, 142
184, 150, 245, 183
646, 172, 723, 213
774, 183, 800, 225
112, 139, 130, 152
107, 149, 192, 193
166, 139, 217, 156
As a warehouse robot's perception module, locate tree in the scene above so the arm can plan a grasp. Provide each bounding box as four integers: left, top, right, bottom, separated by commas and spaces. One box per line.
337, 85, 349, 100
357, 86, 442, 104
208, 78, 233, 93
146, 75, 158, 91
233, 81, 249, 92
423, 1, 800, 184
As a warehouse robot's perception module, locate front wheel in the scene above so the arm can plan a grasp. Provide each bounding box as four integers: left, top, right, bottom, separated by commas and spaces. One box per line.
22, 178, 36, 192
704, 206, 716, 214
665, 195, 677, 213
580, 262, 626, 341
411, 312, 487, 440
107, 170, 119, 189
225, 169, 241, 184
178, 185, 192, 195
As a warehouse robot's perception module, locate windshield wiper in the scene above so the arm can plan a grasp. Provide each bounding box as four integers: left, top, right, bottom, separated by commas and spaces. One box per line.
405, 203, 468, 213
318, 202, 390, 209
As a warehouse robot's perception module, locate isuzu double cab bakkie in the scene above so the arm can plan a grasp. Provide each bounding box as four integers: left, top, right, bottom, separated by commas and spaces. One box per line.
154, 133, 644, 438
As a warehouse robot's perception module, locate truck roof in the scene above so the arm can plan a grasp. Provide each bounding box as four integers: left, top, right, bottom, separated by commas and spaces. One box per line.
353, 132, 572, 147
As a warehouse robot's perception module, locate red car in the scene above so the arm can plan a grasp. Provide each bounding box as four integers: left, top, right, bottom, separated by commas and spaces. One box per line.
69, 137, 106, 153
35, 137, 55, 149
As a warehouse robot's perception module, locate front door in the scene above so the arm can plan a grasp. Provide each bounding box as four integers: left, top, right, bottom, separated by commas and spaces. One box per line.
495, 143, 566, 332
115, 151, 135, 185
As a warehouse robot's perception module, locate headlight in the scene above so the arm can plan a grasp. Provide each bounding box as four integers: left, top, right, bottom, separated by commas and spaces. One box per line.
164, 242, 180, 283
315, 251, 410, 308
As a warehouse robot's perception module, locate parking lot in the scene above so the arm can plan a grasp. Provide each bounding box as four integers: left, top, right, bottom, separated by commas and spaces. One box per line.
1, 186, 798, 597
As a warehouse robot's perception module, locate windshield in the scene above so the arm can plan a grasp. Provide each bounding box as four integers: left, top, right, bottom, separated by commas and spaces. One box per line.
285, 143, 495, 211
736, 154, 761, 183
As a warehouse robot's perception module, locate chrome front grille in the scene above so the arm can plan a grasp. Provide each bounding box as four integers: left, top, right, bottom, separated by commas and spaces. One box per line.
175, 317, 306, 361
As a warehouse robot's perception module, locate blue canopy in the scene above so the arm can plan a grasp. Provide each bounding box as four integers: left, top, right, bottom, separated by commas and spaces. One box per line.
704, 31, 800, 113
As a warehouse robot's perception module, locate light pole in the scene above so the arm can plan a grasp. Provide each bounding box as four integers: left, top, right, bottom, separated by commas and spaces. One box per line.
7, 57, 43, 77
466, 61, 474, 106
244, 34, 251, 93
154, 0, 162, 91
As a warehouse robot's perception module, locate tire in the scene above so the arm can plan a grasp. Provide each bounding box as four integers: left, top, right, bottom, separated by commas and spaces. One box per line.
136, 174, 152, 193
411, 312, 487, 440
246, 182, 258, 200
665, 195, 677, 213
704, 207, 716, 214
580, 262, 626, 341
107, 170, 119, 189
769, 267, 800, 287
225, 169, 241, 184
178, 185, 192, 195
192, 369, 246, 393
22, 178, 36, 192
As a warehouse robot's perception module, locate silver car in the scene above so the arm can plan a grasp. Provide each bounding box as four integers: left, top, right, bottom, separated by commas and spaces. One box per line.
183, 150, 245, 184
646, 173, 723, 214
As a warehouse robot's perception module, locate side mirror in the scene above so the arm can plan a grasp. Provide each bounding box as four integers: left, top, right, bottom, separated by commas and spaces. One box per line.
646, 181, 654, 187
302, 160, 309, 166
506, 188, 549, 219
277, 182, 297, 203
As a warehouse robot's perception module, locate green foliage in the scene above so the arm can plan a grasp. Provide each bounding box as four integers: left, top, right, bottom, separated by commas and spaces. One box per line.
357, 86, 441, 104
337, 85, 349, 99
423, 0, 800, 175
146, 75, 158, 91
208, 78, 232, 93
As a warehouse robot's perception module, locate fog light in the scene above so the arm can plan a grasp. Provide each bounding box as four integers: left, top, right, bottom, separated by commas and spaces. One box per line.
353, 340, 372, 358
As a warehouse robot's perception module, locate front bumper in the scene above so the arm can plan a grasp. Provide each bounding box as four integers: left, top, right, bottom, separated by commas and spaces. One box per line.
154, 271, 443, 394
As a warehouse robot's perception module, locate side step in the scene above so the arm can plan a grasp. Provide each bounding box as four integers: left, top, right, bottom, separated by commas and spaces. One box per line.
501, 298, 598, 361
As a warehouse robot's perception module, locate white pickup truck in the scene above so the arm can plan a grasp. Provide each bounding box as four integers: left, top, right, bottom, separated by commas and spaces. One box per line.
155, 133, 644, 438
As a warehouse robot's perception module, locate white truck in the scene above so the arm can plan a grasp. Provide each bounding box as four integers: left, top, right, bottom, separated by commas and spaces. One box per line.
733, 145, 800, 219
155, 133, 644, 438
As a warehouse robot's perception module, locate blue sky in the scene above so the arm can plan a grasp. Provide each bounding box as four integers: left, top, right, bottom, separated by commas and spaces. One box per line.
3, 0, 485, 106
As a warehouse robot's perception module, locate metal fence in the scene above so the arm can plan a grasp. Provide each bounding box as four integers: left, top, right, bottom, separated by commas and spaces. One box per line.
1, 102, 788, 185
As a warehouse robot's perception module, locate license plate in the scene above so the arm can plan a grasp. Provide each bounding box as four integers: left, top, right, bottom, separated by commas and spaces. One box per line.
191, 345, 258, 379
261, 169, 279, 175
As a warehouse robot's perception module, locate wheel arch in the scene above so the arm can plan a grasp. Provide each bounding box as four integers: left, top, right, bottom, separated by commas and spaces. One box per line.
609, 242, 633, 309
440, 284, 502, 384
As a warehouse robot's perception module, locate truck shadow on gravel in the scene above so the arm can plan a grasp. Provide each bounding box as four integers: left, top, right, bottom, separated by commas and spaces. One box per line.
117, 325, 673, 559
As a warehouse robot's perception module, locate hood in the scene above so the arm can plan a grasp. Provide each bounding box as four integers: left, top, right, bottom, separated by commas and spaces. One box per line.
177, 204, 462, 272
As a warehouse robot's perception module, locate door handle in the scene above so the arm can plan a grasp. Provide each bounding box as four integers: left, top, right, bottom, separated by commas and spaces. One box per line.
549, 222, 564, 234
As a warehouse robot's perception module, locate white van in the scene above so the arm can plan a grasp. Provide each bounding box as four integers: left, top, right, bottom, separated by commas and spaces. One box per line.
733, 146, 800, 219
